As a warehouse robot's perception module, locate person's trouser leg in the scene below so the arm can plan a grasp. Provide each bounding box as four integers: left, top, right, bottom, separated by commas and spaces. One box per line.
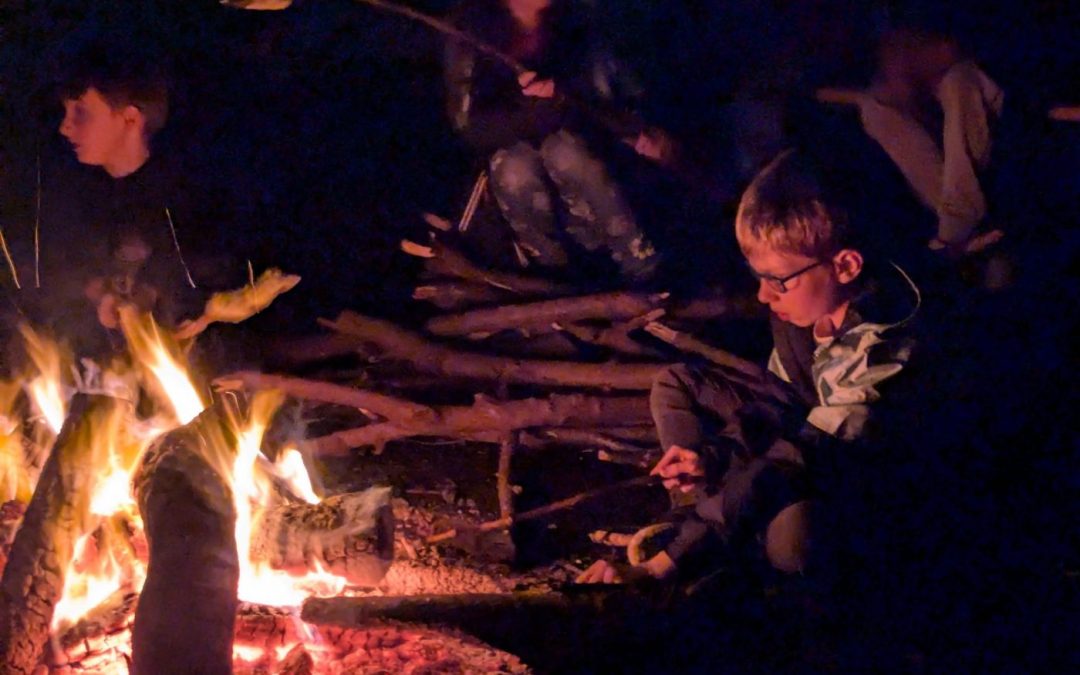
540, 130, 659, 282
488, 142, 568, 267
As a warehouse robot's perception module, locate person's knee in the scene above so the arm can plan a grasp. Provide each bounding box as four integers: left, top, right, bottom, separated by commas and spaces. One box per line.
489, 143, 543, 196
764, 499, 817, 574
539, 130, 594, 181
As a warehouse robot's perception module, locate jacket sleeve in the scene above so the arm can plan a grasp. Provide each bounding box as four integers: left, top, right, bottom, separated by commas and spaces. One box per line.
444, 37, 565, 154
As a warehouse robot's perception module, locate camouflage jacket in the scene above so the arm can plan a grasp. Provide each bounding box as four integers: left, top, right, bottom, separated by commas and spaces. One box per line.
767, 263, 920, 442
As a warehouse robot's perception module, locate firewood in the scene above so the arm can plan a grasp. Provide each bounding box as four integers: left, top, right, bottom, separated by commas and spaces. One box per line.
643, 321, 764, 379
496, 435, 515, 521
322, 311, 665, 390
260, 333, 368, 368
0, 395, 123, 675
412, 281, 514, 310
519, 428, 654, 454
401, 236, 573, 296
308, 393, 652, 455
213, 371, 436, 424
248, 487, 395, 587
50, 589, 137, 669
424, 291, 666, 337
131, 405, 240, 675
555, 309, 667, 358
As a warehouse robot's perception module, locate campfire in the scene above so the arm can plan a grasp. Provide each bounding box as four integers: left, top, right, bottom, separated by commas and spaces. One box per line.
0, 274, 526, 673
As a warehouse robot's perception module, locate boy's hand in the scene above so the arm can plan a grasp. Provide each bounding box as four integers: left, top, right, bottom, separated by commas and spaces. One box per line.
626, 128, 678, 167
650, 445, 705, 493
518, 70, 556, 99
575, 559, 649, 584
575, 552, 676, 584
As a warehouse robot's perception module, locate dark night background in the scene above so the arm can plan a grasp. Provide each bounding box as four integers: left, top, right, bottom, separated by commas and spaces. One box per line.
0, 0, 1077, 671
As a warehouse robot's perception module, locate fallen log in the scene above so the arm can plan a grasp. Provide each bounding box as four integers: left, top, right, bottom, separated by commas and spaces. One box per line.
402, 237, 573, 297
248, 487, 395, 587
0, 395, 121, 675
213, 371, 436, 424
308, 393, 652, 455
321, 312, 665, 390
131, 404, 239, 675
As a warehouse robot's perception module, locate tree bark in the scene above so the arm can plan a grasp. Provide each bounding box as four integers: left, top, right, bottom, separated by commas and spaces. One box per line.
0, 395, 119, 675
412, 281, 514, 311
131, 406, 239, 675
424, 291, 665, 337
215, 371, 436, 424
308, 393, 652, 455
321, 312, 664, 390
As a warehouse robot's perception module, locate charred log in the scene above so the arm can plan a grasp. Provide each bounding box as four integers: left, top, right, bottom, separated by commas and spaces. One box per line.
0, 395, 120, 675
131, 406, 239, 675
248, 488, 394, 587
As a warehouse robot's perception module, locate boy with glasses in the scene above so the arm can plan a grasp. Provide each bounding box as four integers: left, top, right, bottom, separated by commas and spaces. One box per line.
579, 149, 920, 583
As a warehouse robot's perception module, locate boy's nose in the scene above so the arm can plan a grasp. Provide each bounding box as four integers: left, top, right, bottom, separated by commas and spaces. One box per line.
58, 113, 74, 138
756, 280, 778, 304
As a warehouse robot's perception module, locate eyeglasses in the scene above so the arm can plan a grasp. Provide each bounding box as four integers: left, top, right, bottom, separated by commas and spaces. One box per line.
747, 260, 825, 293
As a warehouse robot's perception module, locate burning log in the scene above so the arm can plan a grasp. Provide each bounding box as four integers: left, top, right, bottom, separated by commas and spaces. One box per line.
49, 589, 138, 670
214, 371, 436, 424
321, 312, 663, 390
248, 487, 394, 587
131, 407, 240, 675
308, 393, 652, 455
402, 237, 573, 297
0, 395, 121, 675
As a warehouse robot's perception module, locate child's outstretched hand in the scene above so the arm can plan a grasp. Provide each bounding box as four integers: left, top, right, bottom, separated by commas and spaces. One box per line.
575, 552, 676, 584
650, 444, 705, 493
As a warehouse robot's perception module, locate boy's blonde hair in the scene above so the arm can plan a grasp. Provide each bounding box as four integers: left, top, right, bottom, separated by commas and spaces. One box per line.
735, 149, 853, 259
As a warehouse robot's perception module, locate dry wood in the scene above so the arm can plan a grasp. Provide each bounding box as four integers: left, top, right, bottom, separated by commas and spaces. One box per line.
402, 237, 572, 296
0, 395, 119, 675
644, 321, 764, 379
248, 487, 395, 588
426, 475, 657, 543
214, 371, 436, 424
321, 311, 665, 390
131, 406, 239, 675
556, 309, 666, 358
425, 291, 666, 337
412, 281, 513, 311
519, 428, 653, 454
496, 435, 515, 521
308, 393, 652, 455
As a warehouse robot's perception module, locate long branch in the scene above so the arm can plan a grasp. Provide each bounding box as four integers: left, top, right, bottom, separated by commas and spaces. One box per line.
321, 311, 665, 390
308, 393, 652, 455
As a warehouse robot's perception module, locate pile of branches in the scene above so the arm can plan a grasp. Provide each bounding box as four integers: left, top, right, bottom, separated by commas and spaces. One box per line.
241, 224, 765, 522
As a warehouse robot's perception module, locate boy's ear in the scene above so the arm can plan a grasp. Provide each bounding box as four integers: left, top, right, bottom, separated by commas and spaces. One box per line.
121, 105, 146, 131
832, 249, 864, 284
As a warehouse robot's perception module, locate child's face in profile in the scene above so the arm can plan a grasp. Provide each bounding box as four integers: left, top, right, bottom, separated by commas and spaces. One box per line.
58, 88, 137, 168
743, 242, 847, 329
